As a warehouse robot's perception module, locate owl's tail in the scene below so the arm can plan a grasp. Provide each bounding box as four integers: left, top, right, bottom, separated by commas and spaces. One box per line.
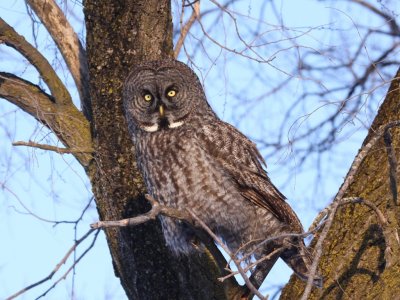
280, 242, 323, 288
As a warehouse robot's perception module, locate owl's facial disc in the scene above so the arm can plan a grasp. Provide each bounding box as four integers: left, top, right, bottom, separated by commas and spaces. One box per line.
124, 65, 196, 133
138, 83, 189, 132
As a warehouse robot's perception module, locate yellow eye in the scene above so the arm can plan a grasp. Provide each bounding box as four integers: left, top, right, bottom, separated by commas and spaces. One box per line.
167, 89, 177, 97
143, 94, 152, 101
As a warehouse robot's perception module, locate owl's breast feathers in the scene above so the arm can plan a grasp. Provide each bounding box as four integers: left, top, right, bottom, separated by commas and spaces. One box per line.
198, 121, 303, 232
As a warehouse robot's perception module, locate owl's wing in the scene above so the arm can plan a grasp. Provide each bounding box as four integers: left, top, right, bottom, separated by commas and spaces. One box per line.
199, 121, 302, 229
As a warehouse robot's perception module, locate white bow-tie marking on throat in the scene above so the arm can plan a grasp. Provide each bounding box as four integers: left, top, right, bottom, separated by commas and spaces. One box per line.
142, 124, 159, 132
168, 120, 184, 129
142, 120, 184, 132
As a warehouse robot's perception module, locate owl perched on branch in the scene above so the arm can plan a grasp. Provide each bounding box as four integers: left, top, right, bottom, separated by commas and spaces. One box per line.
123, 59, 321, 292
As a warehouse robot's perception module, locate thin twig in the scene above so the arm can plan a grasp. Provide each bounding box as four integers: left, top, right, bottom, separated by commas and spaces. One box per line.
337, 197, 387, 225
13, 140, 94, 154
218, 247, 282, 282
35, 230, 100, 300
174, 1, 200, 58
300, 202, 338, 300
236, 223, 327, 265
6, 229, 98, 300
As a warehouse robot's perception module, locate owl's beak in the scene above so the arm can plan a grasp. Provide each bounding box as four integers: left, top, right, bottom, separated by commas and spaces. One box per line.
159, 104, 165, 117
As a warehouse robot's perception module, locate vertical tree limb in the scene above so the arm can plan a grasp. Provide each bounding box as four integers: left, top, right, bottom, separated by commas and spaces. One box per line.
26, 0, 92, 120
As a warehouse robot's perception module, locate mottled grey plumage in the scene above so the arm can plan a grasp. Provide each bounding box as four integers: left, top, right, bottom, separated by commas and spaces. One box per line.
123, 59, 320, 289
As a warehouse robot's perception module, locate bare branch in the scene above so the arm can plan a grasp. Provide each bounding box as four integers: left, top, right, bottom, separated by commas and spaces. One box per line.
35, 230, 100, 300
91, 194, 191, 229
351, 0, 400, 36
0, 17, 72, 105
6, 229, 98, 300
26, 0, 92, 120
0, 72, 93, 166
13, 140, 93, 154
174, 1, 200, 58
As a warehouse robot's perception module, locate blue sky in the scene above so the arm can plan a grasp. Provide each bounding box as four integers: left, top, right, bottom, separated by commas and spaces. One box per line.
1, 0, 399, 299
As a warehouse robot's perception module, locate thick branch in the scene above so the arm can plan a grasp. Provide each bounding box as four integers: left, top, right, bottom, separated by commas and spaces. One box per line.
0, 72, 93, 166
0, 17, 72, 105
26, 0, 92, 120
0, 72, 55, 120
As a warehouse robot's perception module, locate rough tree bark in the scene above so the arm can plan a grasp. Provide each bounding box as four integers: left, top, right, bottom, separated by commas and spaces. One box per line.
280, 68, 400, 299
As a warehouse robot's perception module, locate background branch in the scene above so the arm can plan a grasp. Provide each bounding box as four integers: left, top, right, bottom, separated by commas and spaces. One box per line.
351, 0, 400, 35
6, 229, 98, 300
174, 0, 200, 58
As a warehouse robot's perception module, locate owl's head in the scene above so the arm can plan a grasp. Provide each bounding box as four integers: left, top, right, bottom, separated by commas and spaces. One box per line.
123, 59, 214, 133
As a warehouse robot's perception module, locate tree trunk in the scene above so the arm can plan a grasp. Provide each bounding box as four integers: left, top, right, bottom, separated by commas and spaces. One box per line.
280, 69, 400, 299
83, 1, 238, 299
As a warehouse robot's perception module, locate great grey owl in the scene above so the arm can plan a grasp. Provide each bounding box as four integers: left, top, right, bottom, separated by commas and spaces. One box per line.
123, 59, 321, 292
